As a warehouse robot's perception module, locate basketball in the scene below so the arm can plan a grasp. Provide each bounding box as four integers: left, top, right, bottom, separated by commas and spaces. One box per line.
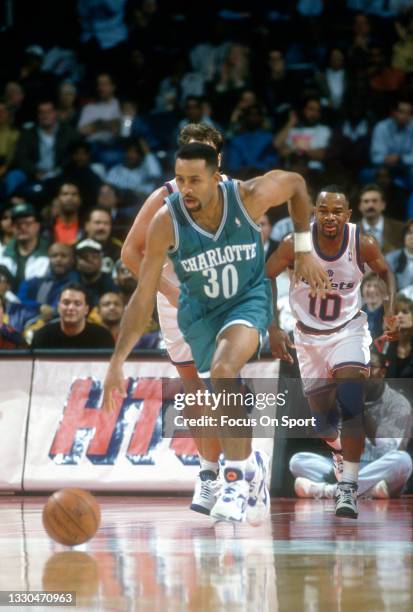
42, 488, 101, 546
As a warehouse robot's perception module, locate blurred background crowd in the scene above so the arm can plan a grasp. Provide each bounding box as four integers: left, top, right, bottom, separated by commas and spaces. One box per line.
1, 0, 413, 376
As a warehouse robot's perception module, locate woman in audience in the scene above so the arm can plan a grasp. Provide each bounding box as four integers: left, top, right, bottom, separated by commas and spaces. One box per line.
381, 294, 413, 377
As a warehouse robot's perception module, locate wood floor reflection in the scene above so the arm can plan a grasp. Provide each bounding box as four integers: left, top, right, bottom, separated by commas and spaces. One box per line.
0, 496, 412, 611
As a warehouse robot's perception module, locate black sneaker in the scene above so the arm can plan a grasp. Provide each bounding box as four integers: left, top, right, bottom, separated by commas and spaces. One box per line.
335, 482, 358, 519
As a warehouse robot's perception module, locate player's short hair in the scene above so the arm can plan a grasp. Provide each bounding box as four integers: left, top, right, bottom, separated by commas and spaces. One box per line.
317, 185, 349, 206
176, 143, 219, 172
59, 283, 90, 305
178, 124, 224, 153
359, 183, 385, 200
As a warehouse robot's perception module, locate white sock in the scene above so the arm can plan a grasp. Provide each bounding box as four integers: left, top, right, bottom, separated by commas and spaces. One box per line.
224, 459, 247, 479
326, 435, 342, 451
342, 461, 359, 484
246, 451, 257, 475
199, 457, 219, 473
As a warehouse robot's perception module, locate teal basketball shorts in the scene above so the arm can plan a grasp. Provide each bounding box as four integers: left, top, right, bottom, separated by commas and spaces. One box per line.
179, 288, 273, 376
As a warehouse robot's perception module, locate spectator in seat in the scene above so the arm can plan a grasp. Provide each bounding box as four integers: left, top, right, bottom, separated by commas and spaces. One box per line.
56, 81, 79, 129
61, 141, 104, 206
0, 264, 19, 309
82, 207, 122, 273
386, 219, 413, 290
274, 98, 331, 173
113, 259, 136, 305
18, 242, 79, 316
316, 47, 348, 116
97, 291, 124, 340
0, 294, 26, 349
361, 272, 385, 339
226, 105, 278, 174
75, 239, 116, 306
13, 99, 78, 184
3, 82, 31, 128
78, 73, 121, 145
378, 294, 413, 377
0, 101, 20, 167
392, 7, 413, 74
358, 184, 404, 253
0, 202, 49, 290
370, 98, 413, 189
262, 49, 300, 130
177, 96, 217, 131
106, 138, 162, 197
0, 206, 15, 257
52, 182, 83, 245
375, 165, 410, 219
326, 96, 372, 183
31, 283, 114, 349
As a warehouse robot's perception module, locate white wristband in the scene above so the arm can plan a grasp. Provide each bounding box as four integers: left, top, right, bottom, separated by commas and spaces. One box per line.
294, 231, 312, 253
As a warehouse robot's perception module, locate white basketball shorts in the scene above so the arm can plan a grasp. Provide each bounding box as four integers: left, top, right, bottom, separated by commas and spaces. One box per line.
293, 311, 371, 395
156, 292, 194, 365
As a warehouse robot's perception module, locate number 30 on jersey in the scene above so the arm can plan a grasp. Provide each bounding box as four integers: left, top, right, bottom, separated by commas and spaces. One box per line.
202, 265, 239, 299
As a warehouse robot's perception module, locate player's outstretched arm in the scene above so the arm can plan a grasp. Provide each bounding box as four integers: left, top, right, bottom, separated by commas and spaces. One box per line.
121, 186, 180, 305
360, 234, 398, 340
121, 186, 167, 278
239, 171, 331, 297
103, 208, 174, 412
266, 237, 295, 363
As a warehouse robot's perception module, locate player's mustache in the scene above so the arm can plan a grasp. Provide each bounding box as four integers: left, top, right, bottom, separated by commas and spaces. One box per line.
366, 207, 377, 214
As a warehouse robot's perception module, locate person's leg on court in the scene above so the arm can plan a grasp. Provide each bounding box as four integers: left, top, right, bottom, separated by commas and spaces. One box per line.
358, 450, 413, 497
209, 323, 270, 523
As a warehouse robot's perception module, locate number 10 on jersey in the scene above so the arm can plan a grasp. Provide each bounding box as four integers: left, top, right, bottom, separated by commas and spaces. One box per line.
309, 293, 341, 322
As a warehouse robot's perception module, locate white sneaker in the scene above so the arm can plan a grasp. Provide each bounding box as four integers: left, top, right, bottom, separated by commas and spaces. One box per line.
294, 477, 336, 499
371, 479, 390, 499
245, 451, 271, 526
210, 469, 249, 523
190, 470, 219, 515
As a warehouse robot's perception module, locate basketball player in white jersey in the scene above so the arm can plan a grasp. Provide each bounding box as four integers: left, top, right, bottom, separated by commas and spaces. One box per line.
121, 124, 268, 522
266, 186, 398, 518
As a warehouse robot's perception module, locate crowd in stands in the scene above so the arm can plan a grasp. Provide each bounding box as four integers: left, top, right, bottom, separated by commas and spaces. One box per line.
2, 1, 413, 371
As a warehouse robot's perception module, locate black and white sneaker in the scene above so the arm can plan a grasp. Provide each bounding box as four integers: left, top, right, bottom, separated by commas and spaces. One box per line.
190, 470, 219, 515
335, 482, 358, 519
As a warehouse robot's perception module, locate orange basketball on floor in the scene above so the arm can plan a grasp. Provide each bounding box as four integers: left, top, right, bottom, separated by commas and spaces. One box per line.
42, 488, 101, 546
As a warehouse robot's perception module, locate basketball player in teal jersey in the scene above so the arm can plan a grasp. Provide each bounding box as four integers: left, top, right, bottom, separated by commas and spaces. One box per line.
103, 143, 330, 523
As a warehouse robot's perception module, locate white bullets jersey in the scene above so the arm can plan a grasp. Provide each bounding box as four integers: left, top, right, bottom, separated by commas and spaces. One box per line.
162, 175, 230, 287
289, 222, 364, 330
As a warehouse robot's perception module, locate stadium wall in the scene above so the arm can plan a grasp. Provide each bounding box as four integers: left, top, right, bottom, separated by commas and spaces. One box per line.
0, 354, 276, 492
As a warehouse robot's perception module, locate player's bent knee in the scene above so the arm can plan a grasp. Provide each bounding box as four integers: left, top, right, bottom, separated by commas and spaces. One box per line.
210, 360, 238, 379
289, 453, 307, 476
398, 451, 413, 478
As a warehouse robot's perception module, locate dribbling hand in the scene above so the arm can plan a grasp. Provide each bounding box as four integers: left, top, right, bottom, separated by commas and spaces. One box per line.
102, 361, 127, 413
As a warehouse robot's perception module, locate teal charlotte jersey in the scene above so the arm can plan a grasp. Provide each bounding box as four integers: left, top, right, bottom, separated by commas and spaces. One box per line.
166, 180, 273, 374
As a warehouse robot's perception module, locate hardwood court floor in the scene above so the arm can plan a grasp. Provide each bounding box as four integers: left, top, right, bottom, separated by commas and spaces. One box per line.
0, 496, 412, 611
